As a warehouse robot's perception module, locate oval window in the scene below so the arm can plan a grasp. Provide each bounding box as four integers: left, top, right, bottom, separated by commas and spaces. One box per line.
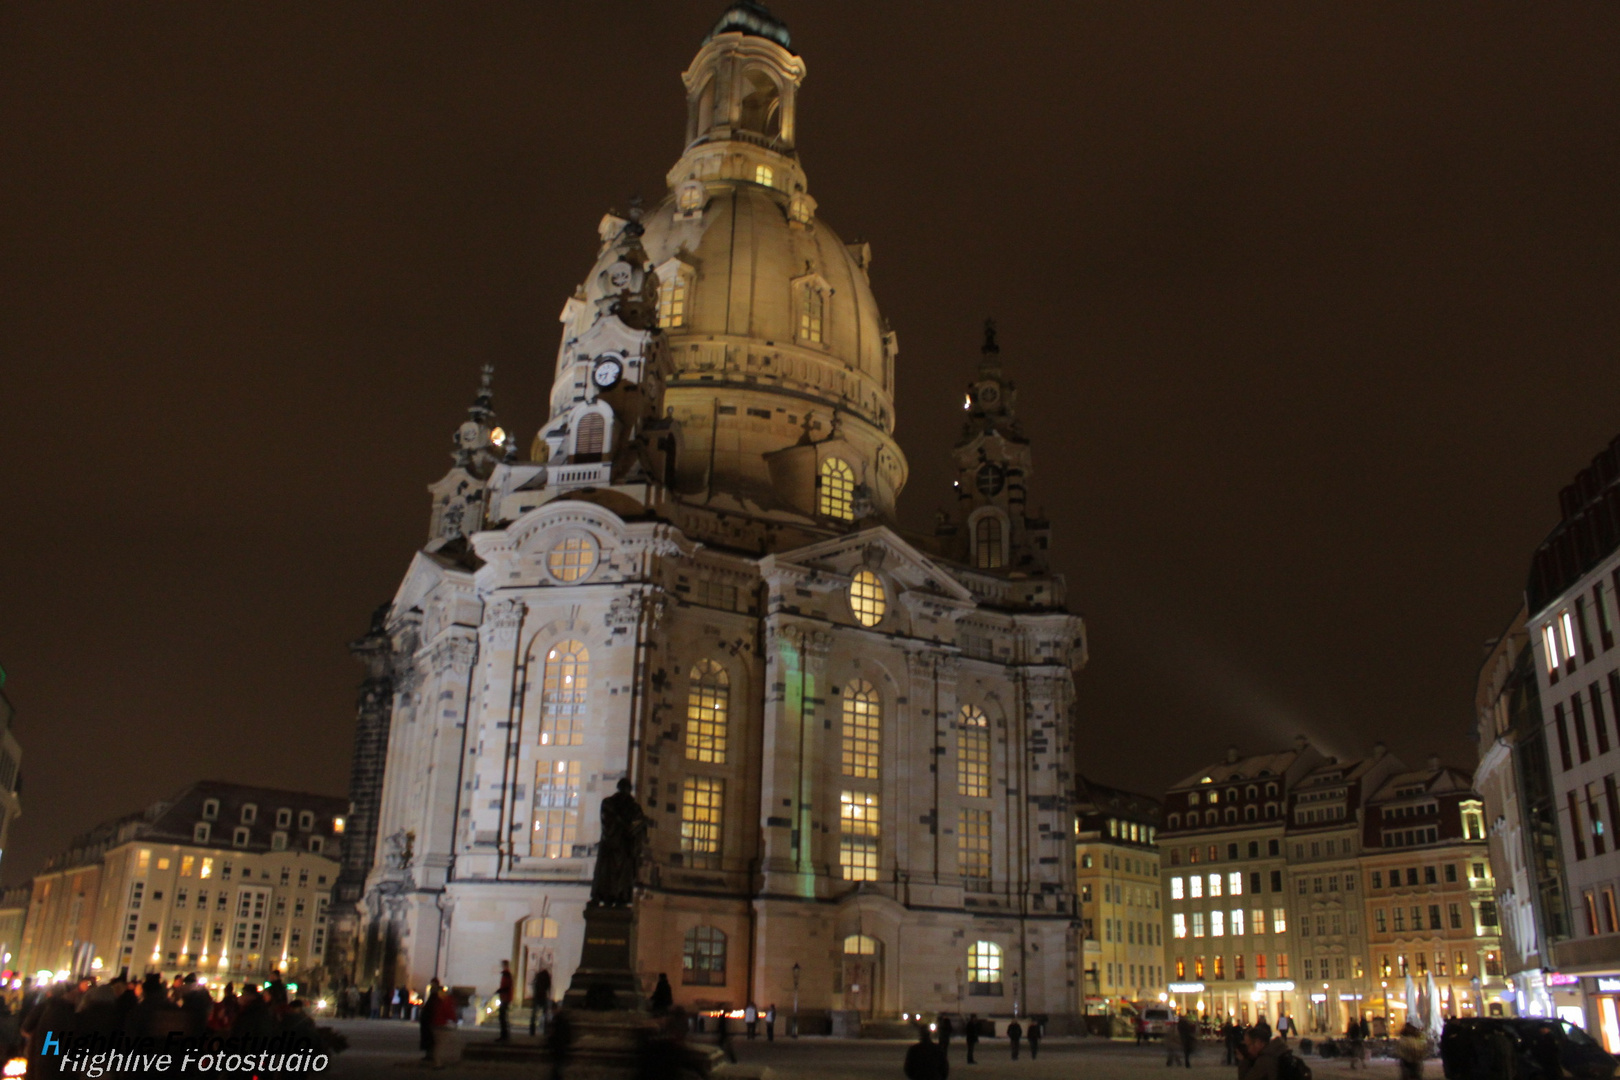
849, 569, 886, 627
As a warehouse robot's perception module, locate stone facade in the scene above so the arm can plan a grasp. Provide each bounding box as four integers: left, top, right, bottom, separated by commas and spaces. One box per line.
354, 4, 1088, 1026
1072, 778, 1164, 1013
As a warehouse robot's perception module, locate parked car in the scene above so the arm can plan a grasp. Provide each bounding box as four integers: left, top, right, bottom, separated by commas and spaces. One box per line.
1441, 1017, 1616, 1080
1140, 1006, 1177, 1039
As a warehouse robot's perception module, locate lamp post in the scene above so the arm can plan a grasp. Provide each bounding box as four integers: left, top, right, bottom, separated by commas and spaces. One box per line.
956, 966, 964, 1022
791, 962, 801, 1038
1381, 980, 1390, 1037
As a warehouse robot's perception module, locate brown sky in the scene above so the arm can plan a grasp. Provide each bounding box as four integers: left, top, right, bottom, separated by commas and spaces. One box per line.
2, 2, 1618, 885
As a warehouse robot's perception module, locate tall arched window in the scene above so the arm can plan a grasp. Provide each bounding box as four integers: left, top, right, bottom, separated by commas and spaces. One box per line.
799, 284, 825, 343
658, 274, 688, 328
685, 659, 729, 764
738, 68, 781, 137
540, 641, 589, 747
575, 412, 605, 458
682, 926, 727, 986
530, 760, 581, 858
841, 680, 880, 780
974, 515, 1005, 569
818, 457, 854, 519
956, 705, 990, 798
968, 941, 1003, 993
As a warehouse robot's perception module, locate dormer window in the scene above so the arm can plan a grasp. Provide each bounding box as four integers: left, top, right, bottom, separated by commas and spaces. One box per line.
201, 799, 219, 821
233, 827, 250, 848
271, 832, 288, 851
657, 274, 689, 328
309, 837, 325, 854
194, 823, 211, 844
275, 808, 292, 829
817, 458, 854, 520
241, 803, 257, 825
754, 164, 775, 189
798, 282, 825, 343
298, 810, 315, 832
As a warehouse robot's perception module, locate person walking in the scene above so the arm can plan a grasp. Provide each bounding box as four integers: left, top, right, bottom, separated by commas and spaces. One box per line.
716, 1011, 737, 1064
1164, 1021, 1184, 1067
1176, 1014, 1197, 1069
1396, 1022, 1427, 1080
744, 1001, 758, 1040
1347, 1014, 1365, 1070
419, 980, 441, 1062
650, 973, 673, 1015
1026, 1018, 1042, 1060
531, 966, 553, 1035
1006, 1018, 1022, 1060
1274, 1011, 1291, 1045
496, 960, 513, 1042
1137, 1015, 1150, 1046
765, 1003, 777, 1041
938, 1014, 954, 1057
964, 1015, 980, 1064
1236, 1027, 1293, 1080
904, 1026, 950, 1080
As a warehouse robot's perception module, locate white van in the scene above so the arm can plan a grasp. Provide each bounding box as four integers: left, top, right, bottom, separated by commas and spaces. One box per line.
1140, 1006, 1176, 1038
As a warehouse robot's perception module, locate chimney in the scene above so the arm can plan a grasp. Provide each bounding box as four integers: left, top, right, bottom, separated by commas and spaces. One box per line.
1427, 754, 1440, 772
1226, 746, 1240, 764
1372, 742, 1387, 759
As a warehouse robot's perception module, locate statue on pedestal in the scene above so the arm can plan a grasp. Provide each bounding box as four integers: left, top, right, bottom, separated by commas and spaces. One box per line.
590, 778, 648, 907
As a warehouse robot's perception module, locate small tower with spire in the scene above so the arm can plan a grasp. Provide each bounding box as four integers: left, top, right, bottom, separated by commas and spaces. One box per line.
939, 320, 1052, 577
426, 365, 509, 550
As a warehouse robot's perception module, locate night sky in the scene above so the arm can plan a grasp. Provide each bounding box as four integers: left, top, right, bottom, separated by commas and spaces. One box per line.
3, 3, 1618, 886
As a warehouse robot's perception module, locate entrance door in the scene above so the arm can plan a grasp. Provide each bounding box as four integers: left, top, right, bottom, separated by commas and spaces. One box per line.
842, 934, 881, 1018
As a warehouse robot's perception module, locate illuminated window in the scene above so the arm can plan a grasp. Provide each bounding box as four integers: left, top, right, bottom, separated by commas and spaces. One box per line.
547, 537, 597, 583
682, 926, 727, 986
1272, 907, 1287, 933
974, 516, 1005, 569
680, 777, 724, 869
1192, 912, 1205, 937
1231, 909, 1245, 935
1561, 610, 1578, 665
525, 916, 560, 940
1190, 875, 1203, 899
959, 808, 991, 890
956, 705, 990, 797
540, 641, 589, 746
138, 850, 151, 874
1229, 871, 1243, 896
200, 859, 213, 879
1211, 910, 1225, 937
849, 569, 886, 626
657, 274, 688, 329
1173, 913, 1187, 939
1171, 876, 1184, 900
819, 457, 855, 520
685, 660, 730, 764
754, 164, 775, 188
575, 412, 606, 458
841, 680, 881, 779
968, 941, 1002, 990
180, 856, 195, 878
1209, 873, 1222, 898
844, 933, 878, 956
1542, 623, 1562, 673
1194, 956, 1205, 979
530, 760, 581, 858
839, 790, 880, 881
799, 283, 825, 343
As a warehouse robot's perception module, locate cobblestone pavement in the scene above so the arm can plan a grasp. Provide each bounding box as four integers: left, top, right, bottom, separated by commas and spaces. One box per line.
322, 1020, 1424, 1080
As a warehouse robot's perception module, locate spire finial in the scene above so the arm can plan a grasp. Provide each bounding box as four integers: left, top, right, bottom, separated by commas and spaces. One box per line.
981, 317, 999, 356
468, 363, 496, 425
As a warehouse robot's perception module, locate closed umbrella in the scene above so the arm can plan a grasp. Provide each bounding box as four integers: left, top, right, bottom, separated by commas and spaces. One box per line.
1426, 972, 1444, 1041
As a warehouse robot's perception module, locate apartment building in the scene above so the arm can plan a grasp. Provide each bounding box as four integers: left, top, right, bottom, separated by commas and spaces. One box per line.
1526, 432, 1620, 1045
1074, 777, 1164, 1013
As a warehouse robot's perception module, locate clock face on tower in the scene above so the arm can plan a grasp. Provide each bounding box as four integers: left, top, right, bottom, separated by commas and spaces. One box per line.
592, 355, 624, 389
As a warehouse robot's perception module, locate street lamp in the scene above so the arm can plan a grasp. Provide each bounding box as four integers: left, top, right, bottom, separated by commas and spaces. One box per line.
791, 962, 801, 1038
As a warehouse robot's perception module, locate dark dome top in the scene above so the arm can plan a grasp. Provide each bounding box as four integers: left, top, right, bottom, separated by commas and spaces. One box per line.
705, 1, 793, 52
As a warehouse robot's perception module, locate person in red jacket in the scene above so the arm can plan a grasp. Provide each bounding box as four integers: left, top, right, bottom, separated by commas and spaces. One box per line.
496, 961, 513, 1042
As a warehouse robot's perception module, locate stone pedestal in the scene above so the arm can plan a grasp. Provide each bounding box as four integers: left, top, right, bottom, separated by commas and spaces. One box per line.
563, 905, 645, 1012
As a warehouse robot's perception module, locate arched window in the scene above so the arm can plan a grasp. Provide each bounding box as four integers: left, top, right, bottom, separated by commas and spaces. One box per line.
956, 705, 990, 798
967, 941, 1003, 993
818, 457, 854, 519
841, 680, 880, 780
844, 934, 879, 956
540, 641, 588, 747
1168, 813, 1181, 830
680, 777, 724, 869
547, 536, 597, 583
685, 660, 729, 764
575, 412, 605, 458
838, 790, 880, 881
681, 926, 726, 986
974, 515, 1005, 569
848, 569, 886, 627
738, 68, 781, 137
658, 274, 688, 328
531, 760, 581, 858
799, 284, 825, 343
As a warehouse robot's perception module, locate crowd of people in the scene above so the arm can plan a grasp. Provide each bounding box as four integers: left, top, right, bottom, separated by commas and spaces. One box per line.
5, 969, 331, 1078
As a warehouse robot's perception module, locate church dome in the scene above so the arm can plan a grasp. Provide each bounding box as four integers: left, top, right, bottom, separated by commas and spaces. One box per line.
552, 5, 906, 521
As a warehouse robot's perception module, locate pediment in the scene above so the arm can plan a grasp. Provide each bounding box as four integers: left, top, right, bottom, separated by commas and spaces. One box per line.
764, 526, 975, 603
391, 550, 472, 616
573, 310, 653, 360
